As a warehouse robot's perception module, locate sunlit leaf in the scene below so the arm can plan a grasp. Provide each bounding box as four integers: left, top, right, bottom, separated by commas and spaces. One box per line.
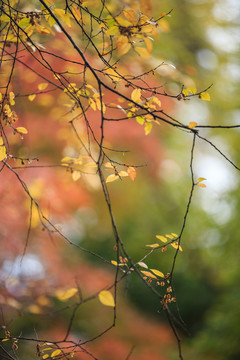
156, 235, 167, 243
9, 91, 15, 105
182, 89, 189, 97
171, 233, 178, 237
136, 116, 145, 125
189, 122, 197, 129
131, 88, 142, 103
43, 355, 49, 359
146, 243, 159, 248
187, 86, 197, 94
118, 170, 128, 177
150, 269, 164, 278
16, 127, 28, 134
0, 145, 7, 161
123, 9, 136, 23
51, 349, 61, 358
171, 242, 183, 251
198, 177, 206, 182
141, 271, 157, 279
137, 261, 148, 269
72, 171, 81, 181
98, 290, 115, 307
166, 234, 174, 239
144, 37, 153, 53
127, 167, 136, 181
117, 35, 131, 56
144, 121, 152, 135
106, 174, 119, 183
56, 287, 78, 301
28, 94, 36, 101
38, 83, 48, 91
199, 92, 210, 101
197, 183, 206, 188
111, 260, 118, 266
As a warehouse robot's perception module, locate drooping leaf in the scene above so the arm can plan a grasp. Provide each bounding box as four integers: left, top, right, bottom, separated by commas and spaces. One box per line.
127, 167, 136, 181
72, 171, 81, 181
144, 121, 152, 135
135, 47, 151, 59
28, 94, 36, 101
171, 242, 183, 251
98, 290, 115, 307
0, 145, 7, 161
136, 116, 145, 125
117, 35, 131, 56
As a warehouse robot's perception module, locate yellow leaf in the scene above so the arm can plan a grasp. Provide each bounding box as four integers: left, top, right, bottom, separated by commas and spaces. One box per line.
72, 171, 81, 181
123, 9, 136, 23
61, 157, 73, 163
198, 177, 206, 182
171, 233, 178, 237
156, 235, 167, 243
135, 47, 151, 59
56, 288, 78, 301
182, 89, 189, 97
144, 37, 153, 53
127, 167, 136, 181
144, 121, 152, 135
189, 122, 198, 129
146, 243, 159, 248
166, 234, 174, 239
152, 97, 161, 107
131, 88, 142, 103
43, 355, 49, 359
9, 91, 15, 105
136, 116, 145, 125
115, 16, 132, 27
28, 94, 36, 101
104, 162, 114, 168
98, 290, 115, 307
199, 92, 210, 101
141, 271, 157, 279
117, 35, 131, 56
187, 86, 197, 94
0, 145, 7, 161
106, 174, 119, 183
0, 92, 2, 101
111, 260, 118, 266
51, 349, 61, 358
38, 83, 48, 91
118, 170, 128, 177
171, 242, 183, 251
150, 269, 164, 278
16, 127, 28, 134
28, 304, 42, 314
198, 183, 207, 188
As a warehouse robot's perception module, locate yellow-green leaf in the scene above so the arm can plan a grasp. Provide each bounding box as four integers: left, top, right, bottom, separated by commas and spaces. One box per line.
156, 235, 167, 243
51, 349, 61, 358
16, 127, 28, 134
136, 116, 145, 125
56, 287, 78, 301
150, 269, 164, 278
189, 121, 198, 129
98, 290, 115, 307
199, 92, 210, 101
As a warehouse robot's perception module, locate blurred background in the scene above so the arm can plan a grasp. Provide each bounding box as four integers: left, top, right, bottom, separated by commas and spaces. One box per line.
0, 0, 239, 359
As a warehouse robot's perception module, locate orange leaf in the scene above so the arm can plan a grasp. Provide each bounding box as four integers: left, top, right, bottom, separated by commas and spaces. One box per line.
127, 167, 136, 181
